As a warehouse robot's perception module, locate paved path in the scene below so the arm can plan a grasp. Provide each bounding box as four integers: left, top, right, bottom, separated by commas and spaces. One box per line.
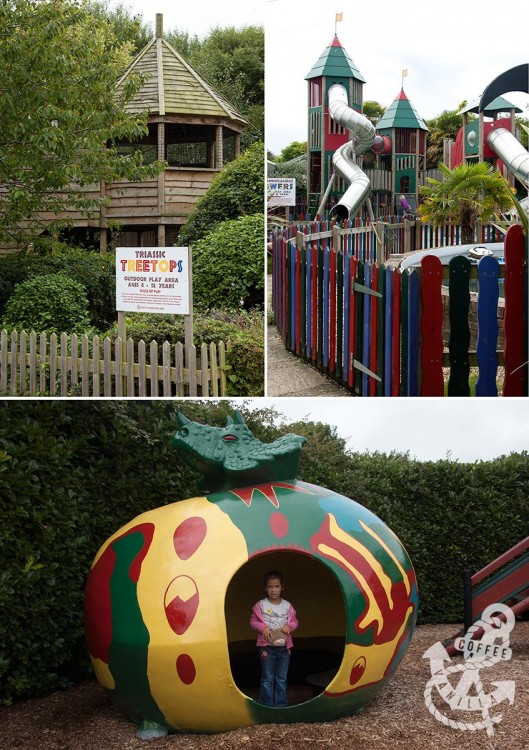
267, 326, 352, 397
266, 273, 351, 397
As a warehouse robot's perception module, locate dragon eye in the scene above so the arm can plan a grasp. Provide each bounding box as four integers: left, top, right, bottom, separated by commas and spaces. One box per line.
222, 435, 238, 442
179, 428, 189, 437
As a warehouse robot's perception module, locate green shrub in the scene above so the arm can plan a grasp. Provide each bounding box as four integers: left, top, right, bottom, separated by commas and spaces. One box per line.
0, 247, 116, 330
192, 213, 264, 310
49, 249, 116, 329
2, 274, 91, 334
178, 141, 264, 246
223, 325, 264, 396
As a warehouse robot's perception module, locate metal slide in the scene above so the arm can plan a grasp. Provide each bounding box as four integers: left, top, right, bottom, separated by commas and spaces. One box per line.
488, 127, 529, 189
328, 84, 375, 219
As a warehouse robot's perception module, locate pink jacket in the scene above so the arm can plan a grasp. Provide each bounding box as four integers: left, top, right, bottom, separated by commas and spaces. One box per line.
250, 600, 298, 649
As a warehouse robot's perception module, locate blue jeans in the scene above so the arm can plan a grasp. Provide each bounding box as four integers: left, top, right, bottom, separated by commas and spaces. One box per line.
259, 646, 290, 707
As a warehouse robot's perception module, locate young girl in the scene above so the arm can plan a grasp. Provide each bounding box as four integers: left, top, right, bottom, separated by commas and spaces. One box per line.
250, 570, 298, 707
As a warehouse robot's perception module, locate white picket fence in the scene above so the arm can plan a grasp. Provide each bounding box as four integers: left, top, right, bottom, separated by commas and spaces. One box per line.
0, 329, 228, 397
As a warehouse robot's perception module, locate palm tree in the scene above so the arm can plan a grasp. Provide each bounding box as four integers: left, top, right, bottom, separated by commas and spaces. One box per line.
418, 161, 516, 243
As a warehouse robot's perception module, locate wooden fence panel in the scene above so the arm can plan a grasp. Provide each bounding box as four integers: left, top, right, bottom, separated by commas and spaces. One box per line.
0, 330, 228, 397
271, 221, 526, 397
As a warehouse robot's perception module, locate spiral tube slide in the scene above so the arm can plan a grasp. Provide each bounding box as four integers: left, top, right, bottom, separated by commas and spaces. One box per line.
328, 84, 376, 220
488, 127, 529, 189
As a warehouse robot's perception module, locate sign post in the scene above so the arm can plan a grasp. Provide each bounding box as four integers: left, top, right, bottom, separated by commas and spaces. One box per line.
267, 177, 296, 220
115, 246, 192, 392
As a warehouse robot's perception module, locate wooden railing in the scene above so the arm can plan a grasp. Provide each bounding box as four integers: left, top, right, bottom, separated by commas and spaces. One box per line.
0, 330, 228, 397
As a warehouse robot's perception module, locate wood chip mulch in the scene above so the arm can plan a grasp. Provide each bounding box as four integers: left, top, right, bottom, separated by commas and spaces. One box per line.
1, 622, 527, 750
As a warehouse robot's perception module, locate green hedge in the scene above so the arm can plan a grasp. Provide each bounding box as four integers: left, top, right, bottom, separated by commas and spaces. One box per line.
1, 403, 527, 704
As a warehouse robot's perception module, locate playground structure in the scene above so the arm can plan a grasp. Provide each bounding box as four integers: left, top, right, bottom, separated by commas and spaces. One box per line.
84, 412, 418, 735
272, 51, 529, 396
444, 534, 529, 656
305, 34, 431, 220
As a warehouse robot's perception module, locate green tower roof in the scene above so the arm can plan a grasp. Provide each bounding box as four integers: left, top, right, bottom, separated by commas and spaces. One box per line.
377, 88, 428, 131
305, 35, 366, 82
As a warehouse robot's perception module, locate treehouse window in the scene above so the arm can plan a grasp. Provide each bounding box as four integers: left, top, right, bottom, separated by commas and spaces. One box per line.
165, 124, 215, 168
113, 124, 158, 165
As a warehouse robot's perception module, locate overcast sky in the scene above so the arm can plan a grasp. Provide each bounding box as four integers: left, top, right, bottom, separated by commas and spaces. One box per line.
243, 398, 529, 463
108, 0, 263, 38
266, 0, 529, 154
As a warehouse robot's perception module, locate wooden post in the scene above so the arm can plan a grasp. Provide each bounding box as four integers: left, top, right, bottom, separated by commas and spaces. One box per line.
184, 245, 194, 359
117, 310, 127, 395
215, 126, 223, 168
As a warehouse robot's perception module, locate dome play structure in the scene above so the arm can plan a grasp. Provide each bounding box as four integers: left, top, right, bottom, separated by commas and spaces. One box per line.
84, 412, 418, 736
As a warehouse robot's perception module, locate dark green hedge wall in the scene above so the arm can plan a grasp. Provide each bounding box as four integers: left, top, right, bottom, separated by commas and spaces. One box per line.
1, 403, 527, 704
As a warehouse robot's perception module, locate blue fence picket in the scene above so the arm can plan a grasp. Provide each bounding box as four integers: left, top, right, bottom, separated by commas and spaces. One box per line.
475, 256, 500, 397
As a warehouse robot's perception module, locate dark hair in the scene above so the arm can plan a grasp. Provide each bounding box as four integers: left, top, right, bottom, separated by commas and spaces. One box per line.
263, 570, 283, 585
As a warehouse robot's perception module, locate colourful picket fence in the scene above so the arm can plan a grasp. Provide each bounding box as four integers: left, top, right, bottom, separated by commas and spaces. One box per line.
272, 224, 527, 397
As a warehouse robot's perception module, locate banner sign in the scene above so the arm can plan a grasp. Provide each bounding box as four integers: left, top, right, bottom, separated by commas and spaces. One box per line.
116, 247, 190, 314
267, 177, 296, 206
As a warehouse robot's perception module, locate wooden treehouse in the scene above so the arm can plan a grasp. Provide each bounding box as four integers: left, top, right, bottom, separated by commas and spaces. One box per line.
43, 14, 247, 250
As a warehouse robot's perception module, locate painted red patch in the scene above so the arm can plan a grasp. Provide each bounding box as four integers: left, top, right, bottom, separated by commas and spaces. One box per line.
173, 517, 207, 560
176, 653, 196, 685
164, 576, 199, 635
84, 545, 116, 663
269, 511, 289, 539
349, 656, 366, 685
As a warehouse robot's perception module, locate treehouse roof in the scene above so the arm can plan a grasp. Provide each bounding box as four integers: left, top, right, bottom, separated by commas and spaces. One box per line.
305, 35, 366, 83
116, 16, 247, 127
376, 88, 428, 131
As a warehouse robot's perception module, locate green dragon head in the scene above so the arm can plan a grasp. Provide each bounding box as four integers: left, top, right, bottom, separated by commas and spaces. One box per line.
172, 411, 306, 493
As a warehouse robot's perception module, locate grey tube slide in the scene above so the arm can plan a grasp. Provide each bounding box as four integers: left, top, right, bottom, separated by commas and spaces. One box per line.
328, 84, 375, 220
488, 127, 529, 189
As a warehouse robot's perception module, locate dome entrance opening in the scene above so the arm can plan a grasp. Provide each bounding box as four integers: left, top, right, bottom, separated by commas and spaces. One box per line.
225, 550, 346, 705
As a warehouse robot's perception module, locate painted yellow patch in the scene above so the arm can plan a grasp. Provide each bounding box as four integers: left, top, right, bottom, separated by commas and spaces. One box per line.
136, 497, 254, 732
325, 610, 413, 695
91, 657, 115, 690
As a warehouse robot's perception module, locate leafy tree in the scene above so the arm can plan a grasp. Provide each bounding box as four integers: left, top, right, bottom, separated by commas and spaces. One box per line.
178, 141, 264, 246
418, 162, 515, 243
270, 160, 307, 197
277, 141, 307, 163
424, 108, 466, 168
86, 1, 152, 53
363, 100, 385, 126
0, 0, 164, 247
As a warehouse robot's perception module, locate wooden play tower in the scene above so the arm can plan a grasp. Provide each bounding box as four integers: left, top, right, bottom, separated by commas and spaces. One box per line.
37, 14, 247, 250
